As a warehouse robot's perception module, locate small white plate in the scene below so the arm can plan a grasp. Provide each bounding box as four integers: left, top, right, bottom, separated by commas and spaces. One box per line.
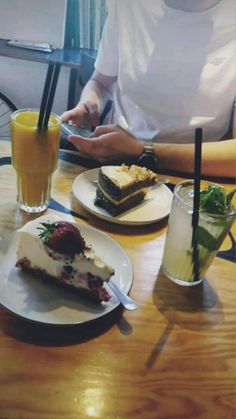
0, 224, 133, 326
72, 168, 173, 225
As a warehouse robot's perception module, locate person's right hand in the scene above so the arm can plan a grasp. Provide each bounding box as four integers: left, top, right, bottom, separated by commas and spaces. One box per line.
61, 100, 100, 129
67, 124, 144, 163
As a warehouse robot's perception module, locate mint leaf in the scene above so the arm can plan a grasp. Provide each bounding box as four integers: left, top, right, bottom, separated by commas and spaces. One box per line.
194, 226, 218, 251
194, 185, 235, 250
200, 185, 235, 215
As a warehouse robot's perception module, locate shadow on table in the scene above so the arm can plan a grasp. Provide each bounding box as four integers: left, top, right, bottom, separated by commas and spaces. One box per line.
1, 304, 132, 347
153, 268, 223, 331
146, 269, 223, 368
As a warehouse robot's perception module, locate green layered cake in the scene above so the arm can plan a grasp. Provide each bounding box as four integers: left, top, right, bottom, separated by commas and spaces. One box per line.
95, 164, 158, 216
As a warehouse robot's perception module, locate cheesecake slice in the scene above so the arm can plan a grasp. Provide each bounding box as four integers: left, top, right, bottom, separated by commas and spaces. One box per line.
16, 214, 114, 302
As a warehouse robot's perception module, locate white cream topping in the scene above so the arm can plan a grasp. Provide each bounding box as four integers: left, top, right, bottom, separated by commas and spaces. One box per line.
16, 214, 114, 285
98, 183, 148, 205
101, 164, 157, 189
102, 166, 135, 188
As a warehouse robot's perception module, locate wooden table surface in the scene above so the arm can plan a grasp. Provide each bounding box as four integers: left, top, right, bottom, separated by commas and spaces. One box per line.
0, 140, 235, 419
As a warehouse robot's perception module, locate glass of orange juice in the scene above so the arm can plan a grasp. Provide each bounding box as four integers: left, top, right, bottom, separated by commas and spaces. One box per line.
11, 108, 61, 213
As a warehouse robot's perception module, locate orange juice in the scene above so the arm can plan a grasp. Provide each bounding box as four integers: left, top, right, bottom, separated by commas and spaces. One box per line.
11, 109, 61, 212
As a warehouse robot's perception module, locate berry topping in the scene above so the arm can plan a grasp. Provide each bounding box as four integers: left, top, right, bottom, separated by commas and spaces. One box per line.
38, 221, 86, 256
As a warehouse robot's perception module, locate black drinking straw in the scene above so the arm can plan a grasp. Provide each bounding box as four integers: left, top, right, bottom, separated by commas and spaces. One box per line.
191, 128, 203, 282
37, 62, 61, 130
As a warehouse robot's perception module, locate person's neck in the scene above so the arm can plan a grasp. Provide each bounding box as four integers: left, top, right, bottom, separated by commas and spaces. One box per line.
163, 0, 222, 12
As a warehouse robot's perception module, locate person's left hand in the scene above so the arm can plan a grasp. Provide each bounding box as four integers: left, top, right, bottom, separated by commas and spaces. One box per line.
67, 124, 144, 162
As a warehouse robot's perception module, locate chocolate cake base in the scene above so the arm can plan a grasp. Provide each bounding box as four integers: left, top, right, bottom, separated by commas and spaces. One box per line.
95, 187, 145, 216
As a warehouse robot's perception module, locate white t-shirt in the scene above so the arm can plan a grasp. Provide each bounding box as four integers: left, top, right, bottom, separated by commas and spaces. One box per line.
95, 0, 236, 143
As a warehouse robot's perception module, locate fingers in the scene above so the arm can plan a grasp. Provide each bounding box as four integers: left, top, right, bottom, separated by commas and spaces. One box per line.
68, 135, 94, 154
60, 107, 87, 126
68, 134, 107, 162
67, 127, 142, 163
84, 102, 99, 128
91, 124, 119, 137
61, 102, 99, 129
61, 110, 72, 123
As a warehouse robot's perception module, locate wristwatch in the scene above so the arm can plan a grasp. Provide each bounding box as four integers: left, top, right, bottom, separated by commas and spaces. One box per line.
137, 141, 158, 172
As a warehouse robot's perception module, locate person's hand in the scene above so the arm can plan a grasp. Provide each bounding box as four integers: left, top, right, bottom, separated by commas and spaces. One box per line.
61, 100, 99, 129
67, 124, 144, 162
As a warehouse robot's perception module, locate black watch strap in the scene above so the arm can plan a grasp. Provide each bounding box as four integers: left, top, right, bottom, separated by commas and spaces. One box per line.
137, 141, 158, 172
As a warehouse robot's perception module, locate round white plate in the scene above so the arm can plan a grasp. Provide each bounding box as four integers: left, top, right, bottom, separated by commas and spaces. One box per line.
0, 224, 133, 326
72, 168, 173, 225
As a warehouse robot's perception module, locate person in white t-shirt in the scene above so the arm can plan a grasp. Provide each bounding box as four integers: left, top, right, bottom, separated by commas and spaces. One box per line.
62, 0, 236, 178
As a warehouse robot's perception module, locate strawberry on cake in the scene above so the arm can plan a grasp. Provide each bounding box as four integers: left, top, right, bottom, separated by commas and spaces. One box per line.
16, 214, 114, 302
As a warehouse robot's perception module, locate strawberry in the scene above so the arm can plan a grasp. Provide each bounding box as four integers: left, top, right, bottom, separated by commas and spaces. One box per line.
38, 221, 86, 256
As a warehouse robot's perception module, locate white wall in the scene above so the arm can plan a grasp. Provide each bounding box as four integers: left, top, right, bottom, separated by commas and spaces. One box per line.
0, 0, 71, 115
0, 57, 70, 114
0, 0, 67, 48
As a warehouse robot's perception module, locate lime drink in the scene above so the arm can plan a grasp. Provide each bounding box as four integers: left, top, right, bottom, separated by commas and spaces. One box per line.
161, 180, 236, 286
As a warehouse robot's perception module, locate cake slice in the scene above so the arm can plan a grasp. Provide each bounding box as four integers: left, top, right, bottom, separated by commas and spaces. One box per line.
95, 164, 158, 216
16, 214, 114, 302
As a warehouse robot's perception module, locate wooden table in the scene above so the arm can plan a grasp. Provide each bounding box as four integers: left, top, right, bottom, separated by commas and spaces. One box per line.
0, 140, 235, 419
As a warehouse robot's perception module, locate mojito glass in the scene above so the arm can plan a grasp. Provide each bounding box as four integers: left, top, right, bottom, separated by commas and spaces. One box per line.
161, 180, 236, 286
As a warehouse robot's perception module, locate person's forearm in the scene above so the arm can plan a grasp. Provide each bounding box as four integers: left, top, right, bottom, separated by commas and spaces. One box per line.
79, 79, 107, 114
79, 71, 115, 115
154, 139, 236, 178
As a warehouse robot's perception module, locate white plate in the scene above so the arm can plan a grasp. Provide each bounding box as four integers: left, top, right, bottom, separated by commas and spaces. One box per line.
0, 224, 133, 326
72, 168, 173, 225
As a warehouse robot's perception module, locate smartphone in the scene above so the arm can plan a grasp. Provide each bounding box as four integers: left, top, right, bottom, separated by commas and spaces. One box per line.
61, 123, 92, 138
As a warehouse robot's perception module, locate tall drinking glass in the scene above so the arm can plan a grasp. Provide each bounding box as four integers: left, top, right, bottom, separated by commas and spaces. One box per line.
11, 108, 61, 213
161, 180, 236, 286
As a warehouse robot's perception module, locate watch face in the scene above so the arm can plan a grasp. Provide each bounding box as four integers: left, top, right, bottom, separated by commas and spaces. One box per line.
137, 152, 158, 172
